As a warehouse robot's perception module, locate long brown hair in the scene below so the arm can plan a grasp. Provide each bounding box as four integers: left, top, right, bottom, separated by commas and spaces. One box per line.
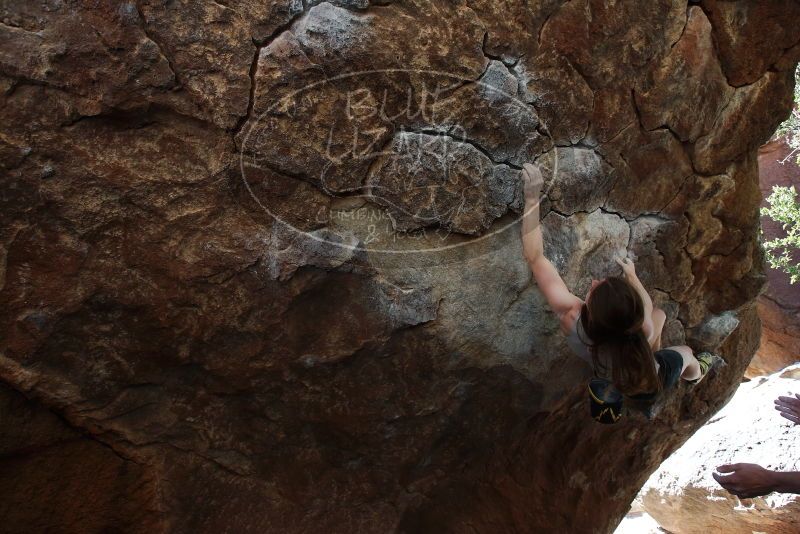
579, 276, 660, 396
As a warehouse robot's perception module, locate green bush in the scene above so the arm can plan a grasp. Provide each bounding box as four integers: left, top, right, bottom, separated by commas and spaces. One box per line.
775, 65, 800, 165
762, 65, 800, 283
761, 185, 800, 284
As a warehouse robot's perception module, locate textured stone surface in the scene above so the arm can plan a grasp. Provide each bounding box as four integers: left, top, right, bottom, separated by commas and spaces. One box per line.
0, 1, 798, 532
366, 132, 521, 234
700, 0, 800, 86
635, 7, 733, 143
638, 365, 800, 534
692, 69, 796, 175
0, 383, 161, 533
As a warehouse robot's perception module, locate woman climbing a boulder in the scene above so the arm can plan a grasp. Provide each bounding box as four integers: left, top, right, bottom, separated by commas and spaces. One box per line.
520, 161, 720, 423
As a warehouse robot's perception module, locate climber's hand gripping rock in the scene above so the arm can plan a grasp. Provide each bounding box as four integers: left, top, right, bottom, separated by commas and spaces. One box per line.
522, 162, 544, 202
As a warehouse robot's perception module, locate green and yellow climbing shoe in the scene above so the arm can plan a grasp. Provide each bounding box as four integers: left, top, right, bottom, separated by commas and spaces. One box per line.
689, 351, 725, 385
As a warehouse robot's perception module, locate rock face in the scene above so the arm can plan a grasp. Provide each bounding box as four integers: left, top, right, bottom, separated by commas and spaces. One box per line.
0, 1, 798, 532
0, 383, 160, 532
749, 138, 800, 377
638, 365, 800, 534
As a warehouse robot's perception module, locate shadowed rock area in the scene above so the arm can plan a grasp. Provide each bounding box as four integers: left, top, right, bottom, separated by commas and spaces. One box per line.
0, 1, 798, 532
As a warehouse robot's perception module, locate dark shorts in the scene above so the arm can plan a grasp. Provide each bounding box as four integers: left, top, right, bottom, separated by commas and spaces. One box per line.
654, 348, 684, 391
626, 348, 684, 404
590, 348, 685, 422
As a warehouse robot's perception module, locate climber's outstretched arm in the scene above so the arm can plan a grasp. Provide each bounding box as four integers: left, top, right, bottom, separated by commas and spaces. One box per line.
521, 163, 582, 321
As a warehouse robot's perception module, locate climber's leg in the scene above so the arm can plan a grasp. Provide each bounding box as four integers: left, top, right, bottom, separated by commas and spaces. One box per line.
650, 307, 666, 351
664, 345, 702, 381
664, 345, 723, 383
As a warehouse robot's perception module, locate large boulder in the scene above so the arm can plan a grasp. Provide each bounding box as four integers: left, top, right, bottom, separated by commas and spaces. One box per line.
0, 1, 798, 532
638, 365, 800, 533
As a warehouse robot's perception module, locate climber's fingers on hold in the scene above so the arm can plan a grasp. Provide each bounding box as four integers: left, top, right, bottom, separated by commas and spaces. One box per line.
522, 164, 543, 185
521, 163, 534, 179
615, 257, 635, 274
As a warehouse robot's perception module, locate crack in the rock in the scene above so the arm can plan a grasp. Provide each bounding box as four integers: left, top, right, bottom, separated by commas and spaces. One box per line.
668, 6, 691, 53
475, 29, 558, 143
236, 2, 555, 205
61, 102, 219, 132
630, 87, 722, 181
599, 205, 635, 223
507, 63, 554, 140
234, 0, 361, 138
0, 19, 41, 34
694, 2, 798, 90
253, 1, 308, 48
208, 0, 234, 13
545, 204, 631, 225
406, 126, 523, 170
657, 172, 693, 214
602, 121, 636, 148
5, 74, 82, 109
557, 50, 594, 96
694, 76, 736, 146
232, 0, 404, 138
630, 87, 647, 131
772, 34, 800, 71
629, 215, 683, 306
476, 38, 554, 142
134, 4, 179, 88
0, 369, 153, 470
481, 31, 519, 68
73, 383, 163, 416
195, 257, 262, 286
232, 41, 263, 136
537, 1, 570, 48
231, 1, 315, 136
113, 432, 254, 479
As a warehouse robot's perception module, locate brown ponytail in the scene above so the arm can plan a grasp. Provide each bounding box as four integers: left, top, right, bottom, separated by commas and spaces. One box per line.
579, 277, 660, 396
